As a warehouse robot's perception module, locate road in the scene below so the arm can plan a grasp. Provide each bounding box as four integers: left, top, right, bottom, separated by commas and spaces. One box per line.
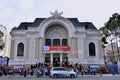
0, 75, 120, 80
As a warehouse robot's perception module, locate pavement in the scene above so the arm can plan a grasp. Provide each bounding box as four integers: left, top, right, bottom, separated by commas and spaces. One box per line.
78, 74, 120, 76
1, 74, 120, 80
1, 73, 119, 78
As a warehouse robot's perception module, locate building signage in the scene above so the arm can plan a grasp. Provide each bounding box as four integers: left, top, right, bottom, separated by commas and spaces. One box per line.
44, 46, 50, 51
50, 46, 70, 51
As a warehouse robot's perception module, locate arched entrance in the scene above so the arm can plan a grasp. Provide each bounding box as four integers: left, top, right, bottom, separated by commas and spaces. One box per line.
44, 24, 69, 67
53, 53, 60, 67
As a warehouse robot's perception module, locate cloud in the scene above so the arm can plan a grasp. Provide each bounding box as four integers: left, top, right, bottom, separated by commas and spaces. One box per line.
1, 0, 120, 32
13, 14, 26, 26
0, 0, 36, 19
0, 0, 37, 32
0, 7, 14, 20
16, 0, 36, 12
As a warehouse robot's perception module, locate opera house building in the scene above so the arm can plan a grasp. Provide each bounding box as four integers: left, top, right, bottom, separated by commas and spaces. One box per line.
9, 11, 104, 67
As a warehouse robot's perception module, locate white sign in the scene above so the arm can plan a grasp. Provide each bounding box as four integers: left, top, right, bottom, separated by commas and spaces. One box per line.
44, 46, 50, 51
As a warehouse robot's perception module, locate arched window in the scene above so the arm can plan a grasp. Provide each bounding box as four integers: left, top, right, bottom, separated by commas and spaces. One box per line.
89, 42, 96, 56
17, 43, 24, 56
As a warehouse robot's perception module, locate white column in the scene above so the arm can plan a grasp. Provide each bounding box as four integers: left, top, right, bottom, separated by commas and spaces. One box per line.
60, 53, 63, 64
50, 53, 53, 67
29, 38, 36, 59
43, 54, 45, 63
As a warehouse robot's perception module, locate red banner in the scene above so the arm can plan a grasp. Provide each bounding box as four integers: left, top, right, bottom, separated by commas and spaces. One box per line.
50, 46, 70, 51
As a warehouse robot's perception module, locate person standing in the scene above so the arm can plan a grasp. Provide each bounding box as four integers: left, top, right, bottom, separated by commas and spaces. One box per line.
3, 68, 7, 76
93, 69, 96, 75
45, 68, 48, 76
79, 64, 83, 72
81, 68, 84, 76
47, 62, 50, 76
47, 62, 51, 69
30, 69, 34, 76
23, 68, 27, 77
112, 68, 115, 76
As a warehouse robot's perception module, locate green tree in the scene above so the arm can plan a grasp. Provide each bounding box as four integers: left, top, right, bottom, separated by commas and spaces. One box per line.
105, 13, 120, 60
100, 13, 120, 61
100, 27, 115, 62
99, 27, 108, 64
10, 26, 18, 34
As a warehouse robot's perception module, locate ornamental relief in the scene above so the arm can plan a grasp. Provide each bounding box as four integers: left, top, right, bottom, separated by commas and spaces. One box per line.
45, 26, 68, 38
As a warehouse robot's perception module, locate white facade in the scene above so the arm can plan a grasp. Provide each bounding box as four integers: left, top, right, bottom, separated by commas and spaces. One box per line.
10, 11, 104, 66
0, 25, 11, 57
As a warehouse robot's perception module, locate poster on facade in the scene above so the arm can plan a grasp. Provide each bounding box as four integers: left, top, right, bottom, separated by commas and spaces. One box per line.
13, 66, 24, 73
50, 46, 70, 51
0, 57, 9, 67
117, 61, 120, 73
44, 46, 50, 51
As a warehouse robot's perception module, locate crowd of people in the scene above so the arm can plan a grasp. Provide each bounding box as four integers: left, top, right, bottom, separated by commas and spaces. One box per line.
0, 67, 34, 77
0, 62, 104, 77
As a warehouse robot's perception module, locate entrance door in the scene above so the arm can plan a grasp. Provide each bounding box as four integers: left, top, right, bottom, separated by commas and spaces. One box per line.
45, 54, 50, 67
53, 54, 60, 67
63, 54, 68, 67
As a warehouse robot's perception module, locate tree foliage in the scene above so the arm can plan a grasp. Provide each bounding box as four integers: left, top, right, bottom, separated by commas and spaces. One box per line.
10, 26, 18, 34
100, 13, 120, 43
99, 27, 108, 48
100, 13, 120, 61
105, 13, 120, 35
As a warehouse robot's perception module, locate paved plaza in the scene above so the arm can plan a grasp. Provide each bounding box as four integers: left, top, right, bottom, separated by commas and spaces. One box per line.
0, 75, 120, 80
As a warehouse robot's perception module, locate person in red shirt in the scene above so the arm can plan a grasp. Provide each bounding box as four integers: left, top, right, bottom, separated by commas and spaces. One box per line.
47, 62, 51, 69
62, 62, 67, 68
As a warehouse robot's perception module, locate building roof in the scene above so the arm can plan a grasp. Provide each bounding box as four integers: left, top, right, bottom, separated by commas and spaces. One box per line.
17, 18, 97, 30
80, 22, 97, 29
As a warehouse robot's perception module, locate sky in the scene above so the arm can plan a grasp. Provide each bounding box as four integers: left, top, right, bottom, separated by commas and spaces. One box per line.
0, 0, 120, 32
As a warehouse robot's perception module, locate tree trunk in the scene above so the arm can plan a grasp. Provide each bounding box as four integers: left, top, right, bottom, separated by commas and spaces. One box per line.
110, 40, 115, 62
115, 34, 120, 61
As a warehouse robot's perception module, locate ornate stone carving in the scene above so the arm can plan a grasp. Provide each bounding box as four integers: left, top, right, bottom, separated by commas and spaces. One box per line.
50, 10, 63, 17
45, 25, 67, 38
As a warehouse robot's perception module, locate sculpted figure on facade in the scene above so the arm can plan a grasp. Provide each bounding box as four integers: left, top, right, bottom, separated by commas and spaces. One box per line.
50, 10, 63, 17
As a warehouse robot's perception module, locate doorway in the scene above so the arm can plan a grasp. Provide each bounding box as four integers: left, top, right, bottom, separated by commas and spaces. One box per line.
53, 53, 60, 67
